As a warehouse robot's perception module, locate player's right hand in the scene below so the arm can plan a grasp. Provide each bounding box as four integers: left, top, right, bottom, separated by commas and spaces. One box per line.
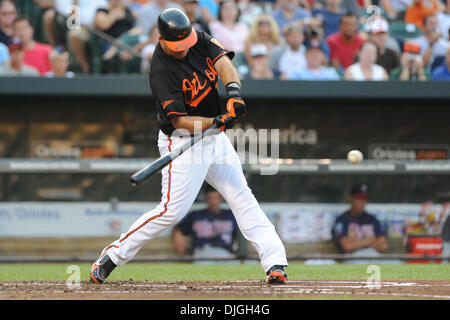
213, 113, 235, 131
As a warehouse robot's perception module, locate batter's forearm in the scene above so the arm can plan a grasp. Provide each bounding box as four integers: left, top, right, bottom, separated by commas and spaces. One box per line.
214, 55, 240, 87
171, 116, 214, 133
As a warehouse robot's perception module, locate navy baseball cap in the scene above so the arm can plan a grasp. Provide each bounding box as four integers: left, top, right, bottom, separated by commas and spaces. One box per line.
350, 183, 369, 199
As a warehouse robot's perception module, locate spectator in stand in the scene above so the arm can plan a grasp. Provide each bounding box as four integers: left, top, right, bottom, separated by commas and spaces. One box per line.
237, 0, 265, 27
391, 42, 429, 80
405, 0, 439, 29
128, 0, 152, 17
312, 0, 362, 18
365, 16, 402, 55
431, 46, 450, 79
0, 0, 17, 45
136, 0, 181, 35
199, 0, 220, 23
438, 0, 450, 40
369, 18, 401, 75
183, 0, 210, 34
95, 0, 136, 63
411, 14, 449, 69
0, 40, 39, 76
270, 23, 307, 78
312, 0, 344, 39
209, 0, 249, 53
62, 0, 108, 74
332, 183, 388, 262
0, 41, 8, 65
95, 0, 135, 40
44, 0, 107, 48
244, 13, 281, 64
326, 12, 365, 71
344, 41, 389, 80
304, 24, 330, 58
139, 25, 159, 72
45, 47, 75, 78
379, 0, 412, 20
245, 43, 274, 79
272, 0, 312, 32
172, 186, 238, 260
287, 40, 340, 80
12, 16, 52, 76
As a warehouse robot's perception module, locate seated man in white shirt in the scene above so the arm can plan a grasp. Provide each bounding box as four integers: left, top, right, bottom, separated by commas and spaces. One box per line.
270, 23, 307, 78
287, 40, 340, 80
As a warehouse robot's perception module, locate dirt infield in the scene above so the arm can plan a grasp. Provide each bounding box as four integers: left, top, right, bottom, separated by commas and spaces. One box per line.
1, 280, 450, 300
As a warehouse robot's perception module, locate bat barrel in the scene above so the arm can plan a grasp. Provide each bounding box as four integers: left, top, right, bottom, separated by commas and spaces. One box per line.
130, 155, 173, 186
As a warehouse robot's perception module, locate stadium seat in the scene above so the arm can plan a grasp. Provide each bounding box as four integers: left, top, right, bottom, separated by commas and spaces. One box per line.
389, 21, 422, 41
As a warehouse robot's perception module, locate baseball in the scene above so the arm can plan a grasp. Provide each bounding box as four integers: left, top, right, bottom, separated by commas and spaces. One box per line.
347, 150, 363, 164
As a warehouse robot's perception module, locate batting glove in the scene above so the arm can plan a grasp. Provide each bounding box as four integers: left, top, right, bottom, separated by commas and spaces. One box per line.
213, 113, 235, 131
225, 82, 246, 118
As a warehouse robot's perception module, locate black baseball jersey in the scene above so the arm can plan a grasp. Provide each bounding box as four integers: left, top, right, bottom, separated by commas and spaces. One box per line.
149, 31, 234, 136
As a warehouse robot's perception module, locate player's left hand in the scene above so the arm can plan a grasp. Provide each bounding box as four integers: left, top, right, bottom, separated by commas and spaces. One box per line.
225, 82, 246, 118
226, 97, 246, 119
213, 113, 235, 131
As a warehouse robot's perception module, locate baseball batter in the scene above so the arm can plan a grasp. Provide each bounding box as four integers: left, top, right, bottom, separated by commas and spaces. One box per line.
90, 8, 288, 284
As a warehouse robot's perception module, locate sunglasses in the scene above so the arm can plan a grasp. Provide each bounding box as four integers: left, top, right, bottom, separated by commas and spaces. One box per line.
258, 20, 271, 25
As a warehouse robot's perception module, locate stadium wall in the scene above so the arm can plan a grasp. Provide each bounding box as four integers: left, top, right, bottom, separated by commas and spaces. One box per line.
1, 77, 450, 203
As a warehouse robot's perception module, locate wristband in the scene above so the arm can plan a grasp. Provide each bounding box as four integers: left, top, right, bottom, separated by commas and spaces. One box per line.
225, 82, 241, 98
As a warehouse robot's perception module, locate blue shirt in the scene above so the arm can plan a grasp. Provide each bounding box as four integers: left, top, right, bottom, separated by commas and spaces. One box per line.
332, 210, 385, 253
288, 66, 340, 80
199, 0, 219, 19
312, 9, 343, 39
175, 209, 237, 253
272, 7, 311, 32
431, 63, 450, 80
0, 42, 9, 66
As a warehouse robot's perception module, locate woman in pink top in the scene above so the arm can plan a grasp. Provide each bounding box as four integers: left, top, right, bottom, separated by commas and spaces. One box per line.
208, 0, 249, 53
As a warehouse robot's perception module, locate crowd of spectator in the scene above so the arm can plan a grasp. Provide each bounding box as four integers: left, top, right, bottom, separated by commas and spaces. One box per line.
0, 0, 449, 80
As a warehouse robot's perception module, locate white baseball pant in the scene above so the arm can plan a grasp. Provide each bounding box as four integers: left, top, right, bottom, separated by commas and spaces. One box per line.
103, 130, 288, 273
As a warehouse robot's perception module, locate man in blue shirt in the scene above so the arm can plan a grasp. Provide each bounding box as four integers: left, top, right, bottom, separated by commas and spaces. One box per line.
332, 184, 387, 256
312, 0, 344, 39
431, 47, 450, 80
172, 186, 238, 259
272, 0, 311, 32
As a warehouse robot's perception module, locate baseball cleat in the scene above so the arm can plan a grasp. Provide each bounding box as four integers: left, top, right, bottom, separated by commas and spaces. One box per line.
266, 265, 288, 285
90, 254, 117, 284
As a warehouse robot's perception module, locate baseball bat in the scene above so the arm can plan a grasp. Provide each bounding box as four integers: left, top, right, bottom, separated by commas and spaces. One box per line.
130, 124, 219, 186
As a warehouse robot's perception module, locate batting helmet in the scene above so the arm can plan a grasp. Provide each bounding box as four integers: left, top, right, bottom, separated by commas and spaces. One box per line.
158, 8, 198, 52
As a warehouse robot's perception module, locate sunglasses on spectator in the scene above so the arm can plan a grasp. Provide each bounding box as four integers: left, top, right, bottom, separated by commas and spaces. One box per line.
258, 20, 271, 25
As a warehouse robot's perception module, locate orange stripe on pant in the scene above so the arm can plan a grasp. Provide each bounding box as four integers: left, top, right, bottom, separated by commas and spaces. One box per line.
118, 136, 173, 243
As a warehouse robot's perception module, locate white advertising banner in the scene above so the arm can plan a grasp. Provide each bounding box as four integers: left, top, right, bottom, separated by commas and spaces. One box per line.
0, 202, 448, 242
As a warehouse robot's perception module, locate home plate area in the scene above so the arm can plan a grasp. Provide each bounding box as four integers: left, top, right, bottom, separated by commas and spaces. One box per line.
1, 280, 450, 299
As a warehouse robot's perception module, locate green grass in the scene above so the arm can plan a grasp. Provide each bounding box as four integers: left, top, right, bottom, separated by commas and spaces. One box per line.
0, 263, 449, 282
